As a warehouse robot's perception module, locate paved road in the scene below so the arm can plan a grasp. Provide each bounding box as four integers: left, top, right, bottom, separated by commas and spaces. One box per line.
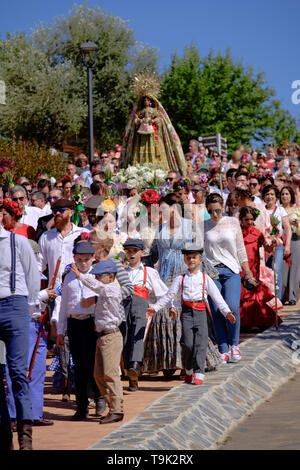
9, 306, 298, 450
218, 371, 300, 450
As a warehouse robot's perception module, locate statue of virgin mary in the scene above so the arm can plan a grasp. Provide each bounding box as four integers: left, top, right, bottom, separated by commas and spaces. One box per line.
120, 74, 186, 175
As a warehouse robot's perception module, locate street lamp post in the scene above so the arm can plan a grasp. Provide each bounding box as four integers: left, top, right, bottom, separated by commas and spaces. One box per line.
80, 40, 98, 164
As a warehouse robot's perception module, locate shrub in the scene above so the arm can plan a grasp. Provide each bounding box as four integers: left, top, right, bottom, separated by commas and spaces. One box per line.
0, 139, 66, 184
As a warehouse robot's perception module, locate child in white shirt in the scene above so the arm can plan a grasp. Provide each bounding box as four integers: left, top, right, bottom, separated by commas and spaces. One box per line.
147, 245, 235, 385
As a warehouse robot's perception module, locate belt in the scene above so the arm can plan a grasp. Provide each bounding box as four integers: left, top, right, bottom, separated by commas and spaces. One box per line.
215, 263, 227, 268
68, 314, 93, 320
97, 327, 120, 337
182, 301, 206, 311
133, 285, 149, 300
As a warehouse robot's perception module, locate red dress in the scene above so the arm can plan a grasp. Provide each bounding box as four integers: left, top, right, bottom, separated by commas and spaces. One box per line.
240, 225, 282, 329
9, 224, 36, 240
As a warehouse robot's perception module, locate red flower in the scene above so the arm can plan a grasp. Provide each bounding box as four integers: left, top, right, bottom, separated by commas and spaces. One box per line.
141, 189, 161, 204
81, 232, 90, 241
3, 198, 23, 217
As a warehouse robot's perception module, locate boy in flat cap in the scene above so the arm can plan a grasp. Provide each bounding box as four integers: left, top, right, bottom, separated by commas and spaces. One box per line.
71, 258, 124, 424
123, 238, 168, 391
147, 244, 235, 385
57, 241, 102, 420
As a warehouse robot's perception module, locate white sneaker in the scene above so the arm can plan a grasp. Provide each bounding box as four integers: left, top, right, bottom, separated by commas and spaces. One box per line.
231, 345, 241, 361
220, 352, 230, 364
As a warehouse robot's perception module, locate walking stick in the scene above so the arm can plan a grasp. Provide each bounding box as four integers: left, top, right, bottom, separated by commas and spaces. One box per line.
273, 249, 279, 330
28, 257, 62, 380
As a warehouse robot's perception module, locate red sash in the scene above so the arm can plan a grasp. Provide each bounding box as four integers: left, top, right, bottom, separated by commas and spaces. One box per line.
133, 266, 149, 300
181, 273, 206, 311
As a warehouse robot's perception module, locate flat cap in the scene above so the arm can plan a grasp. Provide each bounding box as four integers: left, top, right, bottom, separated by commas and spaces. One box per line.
84, 195, 105, 210
181, 243, 203, 255
90, 259, 117, 275
72, 241, 95, 255
52, 198, 75, 210
123, 238, 145, 251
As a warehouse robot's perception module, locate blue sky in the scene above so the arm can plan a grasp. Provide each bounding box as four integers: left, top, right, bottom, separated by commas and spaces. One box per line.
1, 0, 299, 120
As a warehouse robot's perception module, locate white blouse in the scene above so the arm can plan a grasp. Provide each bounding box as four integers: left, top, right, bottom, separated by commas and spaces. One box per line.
204, 216, 248, 273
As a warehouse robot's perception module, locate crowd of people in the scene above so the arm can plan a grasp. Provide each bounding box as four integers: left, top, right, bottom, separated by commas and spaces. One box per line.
0, 138, 300, 451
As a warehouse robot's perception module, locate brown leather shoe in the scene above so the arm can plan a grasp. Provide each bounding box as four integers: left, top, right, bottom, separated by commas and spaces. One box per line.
33, 419, 54, 426
99, 413, 124, 424
127, 362, 141, 380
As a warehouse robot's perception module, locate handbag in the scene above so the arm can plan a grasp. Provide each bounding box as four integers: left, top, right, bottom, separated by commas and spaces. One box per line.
241, 276, 259, 292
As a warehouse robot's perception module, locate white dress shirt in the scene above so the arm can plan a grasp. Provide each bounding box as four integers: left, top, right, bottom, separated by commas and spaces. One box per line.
0, 227, 40, 304
126, 263, 168, 300
151, 269, 231, 317
79, 274, 122, 333
57, 270, 97, 335
37, 224, 89, 323
19, 205, 44, 230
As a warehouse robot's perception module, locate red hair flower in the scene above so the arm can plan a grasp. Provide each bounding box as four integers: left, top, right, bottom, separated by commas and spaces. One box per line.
80, 232, 91, 241
141, 189, 161, 204
173, 178, 191, 191
3, 198, 23, 217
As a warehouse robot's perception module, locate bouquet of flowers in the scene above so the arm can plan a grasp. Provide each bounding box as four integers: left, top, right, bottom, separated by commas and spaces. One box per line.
288, 210, 300, 236
113, 163, 167, 190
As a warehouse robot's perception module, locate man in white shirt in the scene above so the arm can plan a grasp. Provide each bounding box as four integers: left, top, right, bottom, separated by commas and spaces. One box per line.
10, 185, 43, 230
30, 191, 52, 217
37, 198, 90, 331
0, 210, 40, 450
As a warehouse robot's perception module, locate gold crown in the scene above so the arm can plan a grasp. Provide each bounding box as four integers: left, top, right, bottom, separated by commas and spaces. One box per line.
132, 73, 161, 99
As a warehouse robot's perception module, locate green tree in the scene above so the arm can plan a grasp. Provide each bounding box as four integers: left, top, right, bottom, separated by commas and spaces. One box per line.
32, 3, 158, 149
0, 33, 85, 146
160, 45, 298, 153
0, 3, 158, 149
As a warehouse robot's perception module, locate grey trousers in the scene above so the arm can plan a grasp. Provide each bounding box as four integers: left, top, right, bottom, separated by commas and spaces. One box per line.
123, 295, 148, 369
180, 306, 208, 374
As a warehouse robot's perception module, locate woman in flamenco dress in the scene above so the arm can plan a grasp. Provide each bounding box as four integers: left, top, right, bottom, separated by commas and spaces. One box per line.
239, 206, 282, 331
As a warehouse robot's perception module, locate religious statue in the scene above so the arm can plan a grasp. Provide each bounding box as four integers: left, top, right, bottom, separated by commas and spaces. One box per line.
121, 73, 186, 174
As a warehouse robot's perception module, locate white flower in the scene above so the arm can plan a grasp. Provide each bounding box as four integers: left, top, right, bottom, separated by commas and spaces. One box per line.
127, 179, 138, 188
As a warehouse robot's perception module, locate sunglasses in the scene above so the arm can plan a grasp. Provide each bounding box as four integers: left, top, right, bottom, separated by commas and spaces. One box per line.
47, 196, 59, 202
249, 183, 258, 187
165, 178, 174, 181
208, 209, 222, 215
52, 207, 67, 214
191, 189, 200, 193
12, 196, 25, 202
